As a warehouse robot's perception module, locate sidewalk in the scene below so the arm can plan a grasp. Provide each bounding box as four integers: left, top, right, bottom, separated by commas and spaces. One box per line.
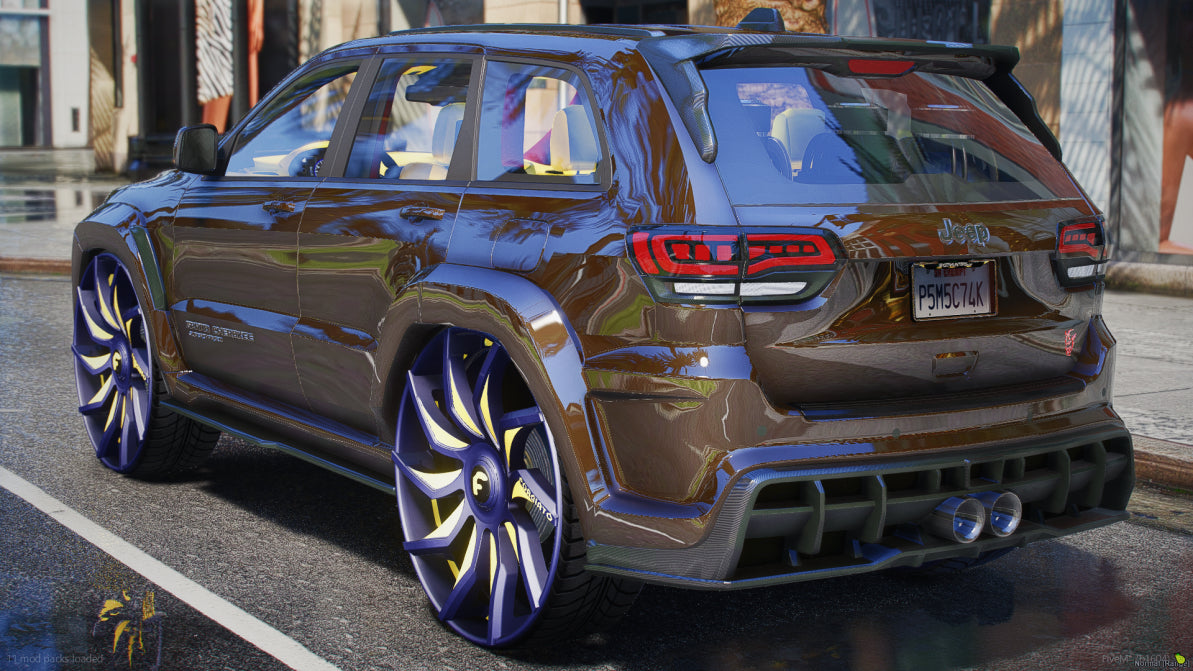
2, 148, 1191, 494
0, 148, 128, 274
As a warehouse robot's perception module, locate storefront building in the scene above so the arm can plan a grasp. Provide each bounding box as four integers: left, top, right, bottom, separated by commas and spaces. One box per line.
0, 0, 89, 149
16, 0, 1181, 268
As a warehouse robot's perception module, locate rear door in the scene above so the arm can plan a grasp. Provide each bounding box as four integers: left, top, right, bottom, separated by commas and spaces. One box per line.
449, 59, 611, 286
294, 50, 477, 434
169, 55, 366, 407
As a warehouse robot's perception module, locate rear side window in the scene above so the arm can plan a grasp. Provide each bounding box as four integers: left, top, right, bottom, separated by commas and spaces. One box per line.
476, 61, 603, 185
701, 67, 1080, 205
344, 57, 473, 180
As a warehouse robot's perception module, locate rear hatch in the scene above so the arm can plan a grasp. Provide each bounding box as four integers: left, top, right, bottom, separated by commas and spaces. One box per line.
636, 37, 1108, 408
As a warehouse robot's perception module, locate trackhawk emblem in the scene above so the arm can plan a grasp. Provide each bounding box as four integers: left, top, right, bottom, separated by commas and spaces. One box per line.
938, 218, 991, 246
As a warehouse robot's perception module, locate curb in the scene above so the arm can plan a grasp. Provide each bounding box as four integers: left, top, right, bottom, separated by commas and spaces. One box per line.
1107, 261, 1193, 298
0, 257, 70, 276
1133, 435, 1193, 492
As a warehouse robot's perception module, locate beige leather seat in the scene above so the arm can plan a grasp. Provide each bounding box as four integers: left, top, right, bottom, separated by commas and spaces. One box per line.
399, 102, 465, 180
549, 104, 599, 174
770, 108, 827, 170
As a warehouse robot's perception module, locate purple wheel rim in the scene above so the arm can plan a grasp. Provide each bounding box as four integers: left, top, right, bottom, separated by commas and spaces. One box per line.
394, 327, 563, 647
73, 253, 154, 472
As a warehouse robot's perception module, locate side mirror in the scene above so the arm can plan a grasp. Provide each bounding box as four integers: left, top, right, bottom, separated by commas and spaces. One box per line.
173, 124, 219, 174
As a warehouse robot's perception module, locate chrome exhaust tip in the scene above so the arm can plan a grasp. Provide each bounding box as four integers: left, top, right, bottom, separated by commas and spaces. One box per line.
970, 491, 1023, 537
925, 496, 986, 543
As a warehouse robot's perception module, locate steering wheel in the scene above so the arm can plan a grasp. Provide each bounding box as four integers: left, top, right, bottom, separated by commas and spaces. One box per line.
380, 152, 400, 178
279, 141, 329, 177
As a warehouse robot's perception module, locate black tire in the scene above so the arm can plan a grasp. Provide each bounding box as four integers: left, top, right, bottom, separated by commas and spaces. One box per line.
393, 326, 639, 648
131, 368, 221, 478
525, 470, 642, 645
73, 252, 220, 478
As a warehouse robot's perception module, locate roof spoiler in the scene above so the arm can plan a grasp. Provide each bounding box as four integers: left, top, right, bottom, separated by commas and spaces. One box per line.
637, 34, 1061, 164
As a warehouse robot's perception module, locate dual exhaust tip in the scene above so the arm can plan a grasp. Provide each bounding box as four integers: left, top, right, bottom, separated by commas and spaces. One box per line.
925, 491, 1023, 543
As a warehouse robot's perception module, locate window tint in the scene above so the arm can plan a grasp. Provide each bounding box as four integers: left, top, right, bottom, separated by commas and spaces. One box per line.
225, 62, 359, 177
701, 67, 1079, 205
477, 62, 602, 185
344, 57, 473, 180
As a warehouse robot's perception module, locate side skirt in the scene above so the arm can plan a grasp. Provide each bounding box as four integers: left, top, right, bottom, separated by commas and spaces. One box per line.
163, 373, 395, 495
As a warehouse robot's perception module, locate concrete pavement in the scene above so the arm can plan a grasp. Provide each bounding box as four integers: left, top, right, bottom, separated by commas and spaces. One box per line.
2, 148, 1190, 494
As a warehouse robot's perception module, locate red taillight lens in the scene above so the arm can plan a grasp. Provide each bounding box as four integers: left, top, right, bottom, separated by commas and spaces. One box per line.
631, 231, 739, 276
1054, 216, 1107, 287
746, 234, 837, 274
629, 227, 844, 304
1058, 220, 1104, 257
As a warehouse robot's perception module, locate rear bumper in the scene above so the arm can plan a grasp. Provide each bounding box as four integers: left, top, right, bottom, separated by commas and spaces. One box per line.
584, 425, 1133, 588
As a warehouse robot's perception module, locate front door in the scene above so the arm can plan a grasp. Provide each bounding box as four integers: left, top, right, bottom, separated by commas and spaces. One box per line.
169, 57, 364, 408
295, 53, 476, 434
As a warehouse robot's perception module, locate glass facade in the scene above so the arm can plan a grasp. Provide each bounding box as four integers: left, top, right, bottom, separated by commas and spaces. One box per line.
0, 2, 49, 147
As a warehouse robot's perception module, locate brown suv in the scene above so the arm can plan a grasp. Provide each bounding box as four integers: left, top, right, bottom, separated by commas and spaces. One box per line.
73, 12, 1132, 648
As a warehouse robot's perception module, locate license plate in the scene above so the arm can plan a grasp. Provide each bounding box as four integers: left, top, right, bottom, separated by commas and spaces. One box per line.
912, 261, 996, 320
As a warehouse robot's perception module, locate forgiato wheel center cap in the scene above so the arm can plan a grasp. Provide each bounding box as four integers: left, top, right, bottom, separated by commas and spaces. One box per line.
112, 342, 132, 388
469, 454, 503, 512
471, 467, 492, 504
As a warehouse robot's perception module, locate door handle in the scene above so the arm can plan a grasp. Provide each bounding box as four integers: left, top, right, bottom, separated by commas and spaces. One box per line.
399, 205, 445, 222
262, 200, 296, 214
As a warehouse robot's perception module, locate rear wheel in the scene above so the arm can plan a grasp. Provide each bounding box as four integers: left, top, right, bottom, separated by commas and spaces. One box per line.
73, 253, 219, 476
394, 327, 639, 647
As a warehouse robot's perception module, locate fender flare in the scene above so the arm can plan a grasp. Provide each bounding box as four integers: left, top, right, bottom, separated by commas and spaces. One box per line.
374, 264, 702, 547
72, 204, 186, 377
373, 263, 593, 488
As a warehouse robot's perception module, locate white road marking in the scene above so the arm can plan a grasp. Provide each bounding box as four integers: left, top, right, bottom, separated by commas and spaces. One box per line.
0, 465, 340, 671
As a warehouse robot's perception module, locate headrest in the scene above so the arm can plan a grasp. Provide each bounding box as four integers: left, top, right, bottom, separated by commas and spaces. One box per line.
432, 102, 466, 164
398, 162, 448, 180
550, 105, 599, 173
771, 108, 827, 153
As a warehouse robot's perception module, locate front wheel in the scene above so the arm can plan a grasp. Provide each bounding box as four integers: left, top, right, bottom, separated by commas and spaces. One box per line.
394, 327, 639, 647
73, 252, 219, 476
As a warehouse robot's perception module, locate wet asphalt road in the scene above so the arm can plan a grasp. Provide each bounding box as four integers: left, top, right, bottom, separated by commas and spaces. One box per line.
2, 273, 1192, 671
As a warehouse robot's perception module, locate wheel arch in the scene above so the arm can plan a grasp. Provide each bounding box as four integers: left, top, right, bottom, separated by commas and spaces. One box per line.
73, 204, 186, 381
374, 264, 602, 534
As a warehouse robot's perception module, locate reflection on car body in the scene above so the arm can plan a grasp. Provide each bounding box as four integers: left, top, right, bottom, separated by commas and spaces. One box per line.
72, 9, 1133, 650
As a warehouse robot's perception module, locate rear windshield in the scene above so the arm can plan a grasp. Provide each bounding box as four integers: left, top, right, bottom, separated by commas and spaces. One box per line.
701, 66, 1080, 206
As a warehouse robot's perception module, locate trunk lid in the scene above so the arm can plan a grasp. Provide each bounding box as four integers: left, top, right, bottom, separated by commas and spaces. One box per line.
736, 202, 1098, 408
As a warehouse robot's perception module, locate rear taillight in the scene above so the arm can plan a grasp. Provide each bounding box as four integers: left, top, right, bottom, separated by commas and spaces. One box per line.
1054, 216, 1107, 287
629, 227, 844, 304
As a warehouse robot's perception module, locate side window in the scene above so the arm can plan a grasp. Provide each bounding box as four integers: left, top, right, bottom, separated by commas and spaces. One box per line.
477, 61, 603, 185
344, 57, 473, 180
225, 62, 359, 177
